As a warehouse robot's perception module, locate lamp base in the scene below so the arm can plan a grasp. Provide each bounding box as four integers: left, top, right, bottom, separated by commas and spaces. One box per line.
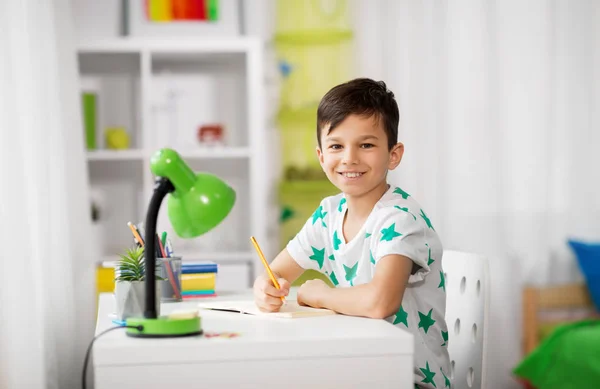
125, 316, 202, 338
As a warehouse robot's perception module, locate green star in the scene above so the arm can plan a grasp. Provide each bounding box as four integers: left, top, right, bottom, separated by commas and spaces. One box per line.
311, 205, 327, 227
380, 223, 402, 242
365, 232, 372, 238
427, 245, 435, 266
441, 330, 448, 346
438, 271, 446, 291
393, 305, 408, 327
333, 230, 342, 250
393, 187, 411, 199
419, 362, 437, 388
329, 271, 339, 286
394, 205, 417, 220
328, 254, 335, 261
338, 197, 346, 212
308, 246, 325, 269
440, 368, 451, 388
418, 308, 437, 334
420, 209, 435, 230
344, 262, 358, 286
370, 251, 376, 264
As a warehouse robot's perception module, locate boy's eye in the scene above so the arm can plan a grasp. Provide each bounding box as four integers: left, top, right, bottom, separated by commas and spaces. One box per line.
329, 144, 342, 150
361, 143, 374, 149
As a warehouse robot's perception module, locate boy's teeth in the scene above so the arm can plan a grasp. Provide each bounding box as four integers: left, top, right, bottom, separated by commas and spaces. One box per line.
343, 172, 363, 178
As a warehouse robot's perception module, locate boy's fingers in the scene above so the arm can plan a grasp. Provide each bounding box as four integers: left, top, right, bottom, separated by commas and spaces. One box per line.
278, 278, 290, 295
258, 295, 283, 311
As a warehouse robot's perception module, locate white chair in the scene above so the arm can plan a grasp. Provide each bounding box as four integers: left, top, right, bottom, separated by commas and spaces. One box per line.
442, 250, 490, 389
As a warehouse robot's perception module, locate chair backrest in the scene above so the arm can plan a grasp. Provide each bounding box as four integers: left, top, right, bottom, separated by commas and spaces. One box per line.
522, 283, 595, 355
443, 250, 490, 389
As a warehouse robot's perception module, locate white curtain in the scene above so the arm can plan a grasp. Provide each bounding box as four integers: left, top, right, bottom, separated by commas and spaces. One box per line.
0, 1, 96, 388
354, 0, 600, 388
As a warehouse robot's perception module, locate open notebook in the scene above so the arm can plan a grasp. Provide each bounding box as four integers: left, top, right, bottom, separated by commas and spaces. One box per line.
197, 300, 336, 318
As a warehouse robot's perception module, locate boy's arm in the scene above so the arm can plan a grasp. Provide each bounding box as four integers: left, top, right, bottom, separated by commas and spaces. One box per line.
303, 254, 413, 319
265, 248, 305, 285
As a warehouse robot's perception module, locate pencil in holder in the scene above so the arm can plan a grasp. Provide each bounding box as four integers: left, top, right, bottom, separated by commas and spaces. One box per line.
159, 256, 182, 302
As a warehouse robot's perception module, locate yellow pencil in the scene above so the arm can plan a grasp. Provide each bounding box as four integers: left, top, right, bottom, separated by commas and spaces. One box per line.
250, 236, 285, 302
127, 222, 144, 247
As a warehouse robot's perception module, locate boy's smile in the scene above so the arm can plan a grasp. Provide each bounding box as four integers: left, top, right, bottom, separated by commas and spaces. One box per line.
317, 114, 404, 199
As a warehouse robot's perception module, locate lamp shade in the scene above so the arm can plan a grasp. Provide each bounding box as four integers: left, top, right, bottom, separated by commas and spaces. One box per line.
150, 148, 236, 238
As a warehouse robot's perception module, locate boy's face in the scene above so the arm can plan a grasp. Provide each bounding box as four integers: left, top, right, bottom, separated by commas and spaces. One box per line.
316, 114, 404, 198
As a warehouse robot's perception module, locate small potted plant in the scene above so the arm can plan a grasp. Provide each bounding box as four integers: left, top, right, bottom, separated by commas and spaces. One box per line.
114, 246, 163, 320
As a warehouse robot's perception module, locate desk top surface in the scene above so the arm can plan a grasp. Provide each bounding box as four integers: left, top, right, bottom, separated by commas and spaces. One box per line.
94, 291, 413, 366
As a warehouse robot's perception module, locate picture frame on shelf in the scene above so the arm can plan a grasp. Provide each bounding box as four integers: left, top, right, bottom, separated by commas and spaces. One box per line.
126, 0, 242, 38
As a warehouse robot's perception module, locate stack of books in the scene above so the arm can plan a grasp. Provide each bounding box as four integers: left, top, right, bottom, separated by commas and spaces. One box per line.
181, 261, 218, 299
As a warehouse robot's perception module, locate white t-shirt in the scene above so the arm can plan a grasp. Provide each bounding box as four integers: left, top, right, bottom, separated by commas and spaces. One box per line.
286, 185, 452, 389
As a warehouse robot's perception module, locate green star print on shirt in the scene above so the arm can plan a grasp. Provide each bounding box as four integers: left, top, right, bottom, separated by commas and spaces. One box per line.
420, 209, 435, 230
420, 362, 437, 388
438, 271, 446, 291
393, 305, 408, 327
427, 246, 435, 265
308, 246, 325, 269
380, 223, 402, 241
418, 308, 437, 334
344, 262, 358, 286
440, 368, 451, 388
338, 197, 346, 212
329, 271, 339, 286
394, 205, 417, 221
441, 330, 448, 347
333, 230, 342, 250
393, 187, 411, 199
311, 205, 327, 227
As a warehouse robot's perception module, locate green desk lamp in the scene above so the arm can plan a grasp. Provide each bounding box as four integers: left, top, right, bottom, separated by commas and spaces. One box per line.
125, 148, 235, 338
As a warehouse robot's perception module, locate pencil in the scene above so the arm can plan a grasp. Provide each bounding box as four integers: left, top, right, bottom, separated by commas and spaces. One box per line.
250, 236, 285, 302
127, 222, 144, 247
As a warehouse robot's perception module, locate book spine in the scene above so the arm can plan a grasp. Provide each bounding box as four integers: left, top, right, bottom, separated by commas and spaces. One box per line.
182, 290, 216, 296
181, 266, 218, 274
181, 273, 216, 291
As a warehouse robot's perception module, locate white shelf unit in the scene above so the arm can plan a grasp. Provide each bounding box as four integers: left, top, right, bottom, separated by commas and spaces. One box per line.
79, 38, 269, 291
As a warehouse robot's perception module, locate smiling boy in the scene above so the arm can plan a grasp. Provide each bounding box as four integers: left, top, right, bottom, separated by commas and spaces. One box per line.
253, 78, 451, 388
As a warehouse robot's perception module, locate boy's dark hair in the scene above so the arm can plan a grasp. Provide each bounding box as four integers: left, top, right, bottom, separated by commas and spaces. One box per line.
316, 78, 399, 151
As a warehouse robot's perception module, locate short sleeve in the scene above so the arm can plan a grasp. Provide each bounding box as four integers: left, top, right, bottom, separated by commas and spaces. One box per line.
286, 202, 330, 272
373, 207, 433, 284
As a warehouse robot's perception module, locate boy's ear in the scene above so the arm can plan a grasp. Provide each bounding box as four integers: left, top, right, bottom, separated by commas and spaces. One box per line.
316, 146, 324, 166
388, 142, 404, 170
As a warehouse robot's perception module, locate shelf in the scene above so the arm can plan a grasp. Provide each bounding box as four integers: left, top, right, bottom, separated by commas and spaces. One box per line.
87, 148, 250, 161
179, 251, 254, 263
87, 150, 145, 161
77, 37, 258, 55
101, 251, 253, 267
179, 147, 250, 159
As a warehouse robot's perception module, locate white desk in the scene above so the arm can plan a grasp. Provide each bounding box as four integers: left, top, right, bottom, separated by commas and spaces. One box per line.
94, 291, 414, 389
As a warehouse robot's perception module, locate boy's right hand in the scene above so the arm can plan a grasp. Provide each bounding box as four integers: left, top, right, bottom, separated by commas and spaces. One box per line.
253, 274, 290, 312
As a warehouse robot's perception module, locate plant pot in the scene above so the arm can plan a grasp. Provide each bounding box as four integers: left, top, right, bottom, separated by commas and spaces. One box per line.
115, 281, 162, 321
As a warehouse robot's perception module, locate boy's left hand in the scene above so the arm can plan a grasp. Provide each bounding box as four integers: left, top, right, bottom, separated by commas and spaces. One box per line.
297, 279, 331, 308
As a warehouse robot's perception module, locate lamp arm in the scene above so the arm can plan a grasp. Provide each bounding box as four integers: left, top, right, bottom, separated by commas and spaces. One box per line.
144, 177, 175, 319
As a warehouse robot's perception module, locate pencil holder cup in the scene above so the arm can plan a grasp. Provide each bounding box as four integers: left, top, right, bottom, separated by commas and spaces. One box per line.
159, 257, 182, 302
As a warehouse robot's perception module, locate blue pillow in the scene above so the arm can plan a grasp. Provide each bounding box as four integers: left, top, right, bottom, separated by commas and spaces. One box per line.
568, 239, 600, 311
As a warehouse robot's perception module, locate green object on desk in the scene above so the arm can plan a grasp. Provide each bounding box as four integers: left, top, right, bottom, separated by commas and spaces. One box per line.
514, 319, 600, 388
126, 316, 202, 338
151, 148, 236, 238
126, 148, 235, 338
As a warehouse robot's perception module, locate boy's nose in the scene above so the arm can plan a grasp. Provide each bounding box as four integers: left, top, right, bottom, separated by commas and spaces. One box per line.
341, 148, 359, 165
